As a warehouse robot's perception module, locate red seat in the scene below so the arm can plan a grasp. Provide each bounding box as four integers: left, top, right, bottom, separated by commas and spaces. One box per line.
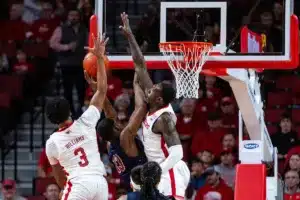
27, 196, 45, 200
267, 92, 293, 108
0, 93, 11, 108
34, 177, 56, 195
265, 109, 285, 123
0, 75, 23, 99
292, 109, 300, 124
276, 75, 300, 90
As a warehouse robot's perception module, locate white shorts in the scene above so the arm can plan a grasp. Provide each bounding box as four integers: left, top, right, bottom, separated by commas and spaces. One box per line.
62, 175, 108, 200
157, 160, 190, 199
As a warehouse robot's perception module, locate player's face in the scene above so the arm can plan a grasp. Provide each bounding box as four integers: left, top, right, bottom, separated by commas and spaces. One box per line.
146, 84, 162, 105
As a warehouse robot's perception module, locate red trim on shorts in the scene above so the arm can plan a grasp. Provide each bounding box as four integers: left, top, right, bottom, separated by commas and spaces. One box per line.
63, 181, 72, 200
148, 104, 169, 116
174, 195, 184, 200
57, 122, 74, 132
160, 137, 176, 197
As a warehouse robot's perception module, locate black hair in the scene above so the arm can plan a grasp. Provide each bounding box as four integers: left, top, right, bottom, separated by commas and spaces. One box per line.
96, 118, 116, 142
160, 82, 176, 105
131, 165, 143, 186
140, 162, 172, 200
46, 98, 70, 124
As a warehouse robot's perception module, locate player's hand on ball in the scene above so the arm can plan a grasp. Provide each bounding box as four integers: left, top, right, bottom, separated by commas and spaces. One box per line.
85, 33, 109, 58
84, 70, 97, 92
119, 12, 132, 36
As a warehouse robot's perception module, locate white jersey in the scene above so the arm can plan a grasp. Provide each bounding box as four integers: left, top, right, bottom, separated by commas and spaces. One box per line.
45, 106, 106, 180
141, 104, 177, 164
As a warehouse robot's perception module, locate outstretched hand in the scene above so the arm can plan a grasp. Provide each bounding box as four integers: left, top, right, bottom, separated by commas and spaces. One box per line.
119, 12, 132, 37
84, 70, 97, 92
84, 33, 109, 58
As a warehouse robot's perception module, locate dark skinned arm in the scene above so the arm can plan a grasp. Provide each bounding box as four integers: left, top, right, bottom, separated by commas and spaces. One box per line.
119, 12, 153, 91
84, 72, 117, 120
120, 73, 147, 157
152, 112, 183, 173
51, 164, 67, 189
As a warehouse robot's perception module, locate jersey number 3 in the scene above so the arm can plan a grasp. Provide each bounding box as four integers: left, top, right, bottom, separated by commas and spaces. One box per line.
74, 147, 89, 167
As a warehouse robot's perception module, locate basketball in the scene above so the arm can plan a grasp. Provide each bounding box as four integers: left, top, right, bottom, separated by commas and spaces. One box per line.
83, 52, 110, 77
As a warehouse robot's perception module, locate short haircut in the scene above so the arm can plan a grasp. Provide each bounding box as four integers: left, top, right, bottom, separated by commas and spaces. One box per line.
131, 165, 143, 185
96, 118, 115, 141
160, 82, 176, 105
46, 98, 70, 124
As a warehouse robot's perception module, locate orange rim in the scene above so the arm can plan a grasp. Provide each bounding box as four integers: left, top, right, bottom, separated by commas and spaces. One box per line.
159, 42, 213, 52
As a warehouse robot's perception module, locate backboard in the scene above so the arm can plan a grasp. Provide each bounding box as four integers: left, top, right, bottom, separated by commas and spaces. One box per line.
95, 0, 298, 71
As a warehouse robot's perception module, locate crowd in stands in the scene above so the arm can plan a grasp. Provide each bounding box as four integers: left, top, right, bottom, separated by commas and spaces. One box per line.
0, 0, 300, 200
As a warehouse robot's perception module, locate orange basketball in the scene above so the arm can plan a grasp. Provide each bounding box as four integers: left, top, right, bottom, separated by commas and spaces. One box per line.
83, 52, 110, 77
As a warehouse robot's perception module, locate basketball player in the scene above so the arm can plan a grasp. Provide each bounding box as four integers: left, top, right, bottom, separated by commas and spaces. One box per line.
45, 33, 109, 200
119, 12, 190, 199
92, 72, 147, 189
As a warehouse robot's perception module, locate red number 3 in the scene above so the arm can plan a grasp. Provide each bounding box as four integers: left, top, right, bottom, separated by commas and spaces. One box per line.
74, 147, 89, 167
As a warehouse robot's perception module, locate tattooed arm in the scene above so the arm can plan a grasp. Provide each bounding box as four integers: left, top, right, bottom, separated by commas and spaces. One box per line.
119, 12, 153, 91
120, 74, 147, 157
152, 113, 183, 173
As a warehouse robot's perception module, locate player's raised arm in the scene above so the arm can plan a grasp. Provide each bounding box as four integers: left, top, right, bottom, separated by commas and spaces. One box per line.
120, 73, 147, 157
119, 12, 153, 91
153, 113, 183, 174
84, 71, 117, 119
85, 33, 109, 111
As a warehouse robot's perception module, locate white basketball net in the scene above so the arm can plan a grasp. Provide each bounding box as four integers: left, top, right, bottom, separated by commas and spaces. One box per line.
159, 42, 213, 99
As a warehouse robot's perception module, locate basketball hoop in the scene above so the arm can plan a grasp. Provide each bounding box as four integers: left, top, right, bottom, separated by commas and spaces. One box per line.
159, 42, 213, 99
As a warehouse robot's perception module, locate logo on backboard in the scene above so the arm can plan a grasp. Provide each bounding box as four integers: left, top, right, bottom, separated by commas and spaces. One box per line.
244, 143, 259, 149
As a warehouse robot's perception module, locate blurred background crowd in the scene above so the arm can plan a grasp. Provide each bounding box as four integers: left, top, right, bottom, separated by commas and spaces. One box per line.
0, 0, 300, 200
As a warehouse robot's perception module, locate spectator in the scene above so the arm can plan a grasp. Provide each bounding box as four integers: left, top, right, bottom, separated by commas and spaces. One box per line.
30, 2, 60, 42
204, 76, 221, 100
271, 114, 298, 160
195, 167, 234, 200
114, 94, 131, 127
219, 97, 238, 130
195, 85, 218, 120
22, 0, 42, 24
191, 112, 227, 156
135, 4, 160, 52
50, 8, 88, 117
37, 148, 52, 177
284, 170, 300, 199
190, 158, 206, 191
214, 150, 236, 188
0, 53, 9, 73
44, 183, 60, 200
285, 154, 300, 173
176, 98, 197, 161
13, 50, 34, 76
221, 133, 237, 152
272, 1, 283, 30
107, 71, 123, 101
0, 179, 27, 200
197, 150, 215, 169
2, 3, 29, 41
